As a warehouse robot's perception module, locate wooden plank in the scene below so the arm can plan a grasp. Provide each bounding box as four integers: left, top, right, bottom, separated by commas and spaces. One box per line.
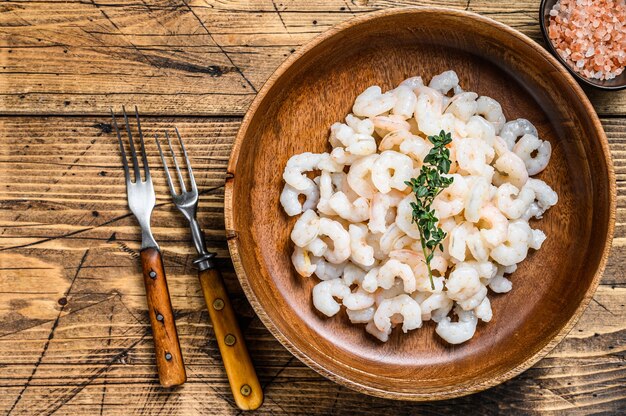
1, 0, 624, 116
0, 115, 624, 413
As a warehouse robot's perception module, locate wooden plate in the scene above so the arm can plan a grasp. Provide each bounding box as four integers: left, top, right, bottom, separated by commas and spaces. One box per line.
225, 8, 615, 400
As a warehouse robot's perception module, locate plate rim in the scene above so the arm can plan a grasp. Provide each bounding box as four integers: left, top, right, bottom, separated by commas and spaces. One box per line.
224, 6, 616, 401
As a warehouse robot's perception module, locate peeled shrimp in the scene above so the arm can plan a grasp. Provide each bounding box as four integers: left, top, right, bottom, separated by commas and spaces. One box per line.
435, 306, 478, 344
372, 115, 411, 137
429, 70, 460, 95
464, 177, 490, 223
368, 193, 390, 234
346, 306, 375, 324
492, 151, 529, 189
489, 274, 512, 293
432, 174, 468, 219
313, 258, 345, 281
529, 228, 547, 250
347, 154, 378, 199
391, 85, 418, 119
466, 115, 496, 148
445, 92, 478, 122
495, 182, 535, 220
328, 192, 369, 223
474, 296, 492, 322
377, 259, 416, 293
415, 86, 445, 136
353, 86, 396, 118
280, 180, 319, 216
379, 224, 412, 255
312, 279, 351, 317
395, 195, 422, 239
290, 209, 320, 247
420, 292, 454, 321
343, 288, 376, 310
292, 246, 316, 277
513, 134, 551, 175
476, 96, 505, 133
446, 265, 482, 303
500, 118, 538, 150
319, 217, 351, 264
306, 237, 327, 257
371, 150, 413, 193
342, 263, 366, 286
374, 294, 422, 333
477, 204, 508, 247
349, 224, 375, 267
400, 76, 424, 90
366, 320, 390, 342
345, 114, 375, 135
490, 221, 531, 266
455, 138, 494, 178
525, 179, 558, 211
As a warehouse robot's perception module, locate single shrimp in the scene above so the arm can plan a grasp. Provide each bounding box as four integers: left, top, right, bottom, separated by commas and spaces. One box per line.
374, 294, 422, 333
371, 150, 414, 193
377, 259, 416, 293
290, 209, 320, 248
476, 96, 506, 133
319, 217, 351, 264
495, 182, 535, 220
349, 224, 375, 267
291, 246, 316, 277
435, 306, 478, 344
312, 279, 351, 317
352, 85, 396, 118
492, 151, 529, 189
280, 180, 319, 216
347, 154, 378, 199
513, 134, 551, 175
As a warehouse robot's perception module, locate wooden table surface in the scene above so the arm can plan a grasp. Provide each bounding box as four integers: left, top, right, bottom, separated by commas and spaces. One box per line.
0, 0, 624, 414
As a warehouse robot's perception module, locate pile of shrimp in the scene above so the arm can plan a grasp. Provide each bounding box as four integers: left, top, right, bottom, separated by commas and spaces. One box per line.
279, 70, 558, 344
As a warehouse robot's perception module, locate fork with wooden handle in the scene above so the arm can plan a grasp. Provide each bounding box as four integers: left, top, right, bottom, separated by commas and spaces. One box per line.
113, 107, 186, 387
155, 128, 263, 410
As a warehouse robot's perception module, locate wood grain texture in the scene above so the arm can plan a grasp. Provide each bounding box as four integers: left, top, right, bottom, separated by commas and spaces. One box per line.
2, 115, 624, 413
226, 7, 615, 400
140, 247, 186, 387
0, 0, 625, 413
1, 0, 625, 116
198, 268, 263, 410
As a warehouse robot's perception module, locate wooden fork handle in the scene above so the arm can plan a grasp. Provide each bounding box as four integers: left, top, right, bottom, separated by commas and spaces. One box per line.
199, 268, 263, 410
140, 247, 186, 387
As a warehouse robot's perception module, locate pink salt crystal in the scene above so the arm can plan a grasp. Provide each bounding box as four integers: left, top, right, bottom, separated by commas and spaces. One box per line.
548, 0, 626, 80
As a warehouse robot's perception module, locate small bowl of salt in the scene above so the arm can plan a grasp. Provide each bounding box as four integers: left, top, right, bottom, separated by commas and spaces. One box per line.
540, 0, 626, 90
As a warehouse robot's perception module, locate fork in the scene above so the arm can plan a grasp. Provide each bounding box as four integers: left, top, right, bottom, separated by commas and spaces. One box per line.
113, 107, 186, 387
155, 129, 263, 410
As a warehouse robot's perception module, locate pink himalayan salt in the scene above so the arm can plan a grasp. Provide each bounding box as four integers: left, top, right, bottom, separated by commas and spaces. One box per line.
548, 0, 626, 81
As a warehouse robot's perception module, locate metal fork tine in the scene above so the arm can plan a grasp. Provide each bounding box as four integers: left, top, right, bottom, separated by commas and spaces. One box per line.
165, 130, 187, 193
155, 133, 178, 197
175, 127, 197, 192
122, 105, 141, 182
111, 109, 130, 184
135, 106, 151, 182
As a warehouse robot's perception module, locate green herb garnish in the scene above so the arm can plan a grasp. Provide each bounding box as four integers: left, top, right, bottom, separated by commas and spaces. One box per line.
405, 130, 454, 290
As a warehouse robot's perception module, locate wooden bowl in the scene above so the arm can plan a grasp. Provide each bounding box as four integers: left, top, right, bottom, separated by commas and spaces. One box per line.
225, 8, 615, 400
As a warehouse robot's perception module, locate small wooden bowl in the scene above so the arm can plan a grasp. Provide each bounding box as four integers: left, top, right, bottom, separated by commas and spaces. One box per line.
225, 8, 615, 400
539, 0, 626, 91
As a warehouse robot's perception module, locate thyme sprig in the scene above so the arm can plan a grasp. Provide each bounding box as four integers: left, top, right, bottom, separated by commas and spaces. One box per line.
405, 130, 454, 290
